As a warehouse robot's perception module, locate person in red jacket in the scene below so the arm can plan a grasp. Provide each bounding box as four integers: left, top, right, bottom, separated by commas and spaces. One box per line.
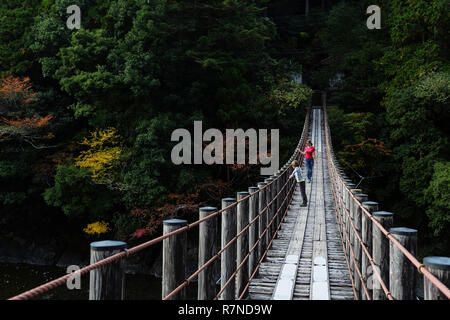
299, 140, 315, 183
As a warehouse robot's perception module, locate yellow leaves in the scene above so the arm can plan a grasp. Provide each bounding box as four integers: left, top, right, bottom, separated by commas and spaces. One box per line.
79, 127, 119, 148
77, 148, 121, 171
75, 127, 122, 182
83, 221, 110, 235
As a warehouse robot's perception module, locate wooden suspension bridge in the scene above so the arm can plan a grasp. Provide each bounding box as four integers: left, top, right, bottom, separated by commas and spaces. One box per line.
8, 102, 450, 301
248, 108, 354, 300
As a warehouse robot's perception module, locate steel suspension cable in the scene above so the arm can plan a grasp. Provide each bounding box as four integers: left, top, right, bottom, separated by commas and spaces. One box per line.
238, 179, 297, 300
164, 168, 296, 300
322, 105, 450, 300
329, 167, 382, 300
9, 109, 311, 301
165, 113, 310, 300
328, 176, 359, 299
216, 178, 297, 300
324, 108, 391, 300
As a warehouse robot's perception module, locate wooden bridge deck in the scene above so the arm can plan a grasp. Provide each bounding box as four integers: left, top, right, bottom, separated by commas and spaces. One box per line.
248, 109, 354, 300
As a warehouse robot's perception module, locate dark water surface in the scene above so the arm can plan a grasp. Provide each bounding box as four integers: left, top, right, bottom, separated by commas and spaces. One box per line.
1, 263, 197, 300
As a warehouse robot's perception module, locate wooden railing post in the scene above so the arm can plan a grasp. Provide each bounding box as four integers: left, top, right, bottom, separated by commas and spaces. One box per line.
361, 201, 378, 300
162, 219, 187, 300
198, 207, 218, 300
281, 166, 288, 218
372, 211, 394, 300
334, 172, 342, 216
340, 177, 348, 235
89, 240, 126, 300
275, 171, 282, 228
248, 187, 259, 279
278, 169, 284, 223
344, 181, 355, 269
423, 257, 450, 300
352, 192, 367, 299
337, 172, 344, 216
270, 175, 278, 236
236, 191, 250, 299
349, 188, 363, 257
389, 227, 418, 300
283, 167, 289, 219
257, 182, 268, 258
264, 177, 274, 242
220, 198, 236, 300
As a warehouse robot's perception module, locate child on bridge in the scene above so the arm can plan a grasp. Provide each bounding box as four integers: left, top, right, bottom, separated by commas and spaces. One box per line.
289, 160, 307, 207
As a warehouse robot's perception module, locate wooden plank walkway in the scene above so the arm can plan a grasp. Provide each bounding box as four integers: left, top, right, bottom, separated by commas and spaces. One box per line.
248, 108, 354, 300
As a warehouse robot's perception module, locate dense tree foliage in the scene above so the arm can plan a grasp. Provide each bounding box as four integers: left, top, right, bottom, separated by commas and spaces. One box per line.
0, 1, 42, 76
319, 0, 449, 255
1, 0, 311, 245
0, 0, 448, 257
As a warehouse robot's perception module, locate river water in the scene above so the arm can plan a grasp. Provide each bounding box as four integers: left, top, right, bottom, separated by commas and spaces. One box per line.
0, 263, 197, 300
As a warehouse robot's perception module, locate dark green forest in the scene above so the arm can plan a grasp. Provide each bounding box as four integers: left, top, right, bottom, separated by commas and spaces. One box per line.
0, 0, 448, 260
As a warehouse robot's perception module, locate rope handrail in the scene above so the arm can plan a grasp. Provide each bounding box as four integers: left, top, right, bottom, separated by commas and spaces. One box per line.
164, 109, 310, 300
8, 109, 311, 301
330, 168, 391, 299
324, 113, 389, 300
328, 186, 359, 299
11, 103, 449, 301
328, 166, 372, 299
214, 179, 297, 300
238, 180, 297, 300
322, 105, 450, 300
321, 110, 370, 299
164, 165, 297, 300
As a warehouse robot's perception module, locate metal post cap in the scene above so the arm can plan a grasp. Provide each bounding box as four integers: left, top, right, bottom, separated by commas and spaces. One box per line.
258, 182, 267, 187
372, 211, 394, 217
200, 206, 218, 212
237, 191, 250, 198
163, 219, 188, 225
389, 227, 417, 236
362, 201, 378, 206
90, 240, 127, 251
423, 257, 450, 271
346, 183, 356, 188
